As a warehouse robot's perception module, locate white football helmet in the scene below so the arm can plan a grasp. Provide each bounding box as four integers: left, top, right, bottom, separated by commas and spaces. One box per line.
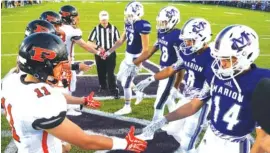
124, 1, 144, 24
180, 18, 212, 55
156, 6, 180, 33
211, 25, 260, 80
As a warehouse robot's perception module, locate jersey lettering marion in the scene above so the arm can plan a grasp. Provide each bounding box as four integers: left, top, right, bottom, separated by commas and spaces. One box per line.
1, 73, 67, 153
204, 64, 270, 138
125, 20, 151, 54
154, 29, 182, 67
173, 47, 214, 99
60, 25, 82, 61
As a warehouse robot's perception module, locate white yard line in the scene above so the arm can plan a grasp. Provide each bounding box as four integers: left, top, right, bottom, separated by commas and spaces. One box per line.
201, 7, 212, 10
82, 108, 151, 125
168, 3, 187, 6
224, 12, 243, 15
265, 20, 270, 22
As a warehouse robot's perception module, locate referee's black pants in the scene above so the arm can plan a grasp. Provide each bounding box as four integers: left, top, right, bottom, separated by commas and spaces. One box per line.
95, 52, 117, 91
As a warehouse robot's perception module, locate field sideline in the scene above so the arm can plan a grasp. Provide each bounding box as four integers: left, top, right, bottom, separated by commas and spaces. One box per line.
1, 1, 270, 153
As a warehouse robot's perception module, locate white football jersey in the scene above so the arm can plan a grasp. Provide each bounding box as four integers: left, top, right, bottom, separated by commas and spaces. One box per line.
60, 25, 82, 61
1, 73, 67, 153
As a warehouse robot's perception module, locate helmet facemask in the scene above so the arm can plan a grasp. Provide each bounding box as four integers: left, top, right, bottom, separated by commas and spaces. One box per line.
180, 37, 198, 55
211, 49, 256, 80
124, 13, 136, 24
47, 61, 72, 88
156, 17, 177, 33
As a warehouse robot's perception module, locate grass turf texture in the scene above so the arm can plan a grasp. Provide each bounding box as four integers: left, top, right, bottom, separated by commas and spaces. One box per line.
1, 1, 269, 152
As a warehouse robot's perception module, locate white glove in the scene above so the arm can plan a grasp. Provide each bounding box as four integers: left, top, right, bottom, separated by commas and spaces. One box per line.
135, 76, 155, 92
170, 87, 183, 99
137, 117, 168, 140
125, 64, 140, 77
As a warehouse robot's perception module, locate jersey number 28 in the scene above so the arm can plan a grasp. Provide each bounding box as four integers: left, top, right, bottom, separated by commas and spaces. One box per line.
161, 46, 168, 62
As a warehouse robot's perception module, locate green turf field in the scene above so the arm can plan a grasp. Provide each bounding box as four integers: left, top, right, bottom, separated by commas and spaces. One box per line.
1, 1, 270, 152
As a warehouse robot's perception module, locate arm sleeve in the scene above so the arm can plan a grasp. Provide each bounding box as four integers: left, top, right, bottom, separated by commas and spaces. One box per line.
32, 87, 67, 130
199, 81, 211, 103
88, 27, 97, 42
154, 40, 159, 50
139, 21, 151, 34
71, 28, 82, 41
114, 26, 120, 42
172, 57, 185, 72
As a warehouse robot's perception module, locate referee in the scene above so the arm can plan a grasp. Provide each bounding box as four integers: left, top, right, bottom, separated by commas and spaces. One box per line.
87, 10, 120, 99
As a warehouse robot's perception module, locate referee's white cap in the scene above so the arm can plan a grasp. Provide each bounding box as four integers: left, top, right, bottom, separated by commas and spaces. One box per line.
99, 10, 109, 21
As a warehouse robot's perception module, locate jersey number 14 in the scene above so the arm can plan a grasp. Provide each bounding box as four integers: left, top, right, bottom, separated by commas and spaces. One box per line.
213, 96, 241, 130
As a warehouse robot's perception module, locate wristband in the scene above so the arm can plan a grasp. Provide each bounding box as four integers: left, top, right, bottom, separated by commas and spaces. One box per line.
111, 137, 127, 150
83, 97, 88, 105
71, 63, 80, 70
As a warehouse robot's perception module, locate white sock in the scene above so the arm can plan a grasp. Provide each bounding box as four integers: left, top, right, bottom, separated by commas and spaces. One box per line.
152, 109, 164, 120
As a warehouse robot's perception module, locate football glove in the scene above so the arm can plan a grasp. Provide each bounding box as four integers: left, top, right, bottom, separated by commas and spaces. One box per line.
125, 126, 148, 153
137, 117, 168, 141
125, 64, 140, 78
170, 87, 183, 99
83, 92, 101, 109
135, 76, 155, 92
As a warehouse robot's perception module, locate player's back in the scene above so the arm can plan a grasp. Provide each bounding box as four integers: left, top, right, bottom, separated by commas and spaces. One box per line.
60, 24, 82, 61
125, 19, 151, 55
180, 47, 214, 92
206, 64, 270, 138
157, 28, 182, 67
1, 74, 67, 153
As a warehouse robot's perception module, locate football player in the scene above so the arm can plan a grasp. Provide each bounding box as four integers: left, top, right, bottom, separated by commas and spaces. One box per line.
136, 18, 213, 152
128, 6, 182, 118
39, 11, 91, 90
1, 33, 147, 153
59, 5, 104, 115
139, 25, 270, 153
105, 1, 151, 115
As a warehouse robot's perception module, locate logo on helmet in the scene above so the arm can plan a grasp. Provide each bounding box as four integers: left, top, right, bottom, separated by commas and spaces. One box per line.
192, 22, 206, 34
31, 47, 57, 62
34, 25, 49, 33
46, 15, 56, 22
165, 9, 177, 19
132, 4, 141, 13
231, 31, 251, 52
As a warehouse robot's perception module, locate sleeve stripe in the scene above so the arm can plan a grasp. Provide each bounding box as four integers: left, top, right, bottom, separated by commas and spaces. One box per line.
111, 25, 115, 47
115, 28, 120, 40
88, 27, 96, 42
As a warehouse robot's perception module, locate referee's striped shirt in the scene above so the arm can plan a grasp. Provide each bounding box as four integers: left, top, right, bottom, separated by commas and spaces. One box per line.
88, 23, 120, 51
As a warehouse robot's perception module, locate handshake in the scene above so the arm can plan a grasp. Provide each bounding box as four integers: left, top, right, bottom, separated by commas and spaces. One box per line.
96, 47, 111, 60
